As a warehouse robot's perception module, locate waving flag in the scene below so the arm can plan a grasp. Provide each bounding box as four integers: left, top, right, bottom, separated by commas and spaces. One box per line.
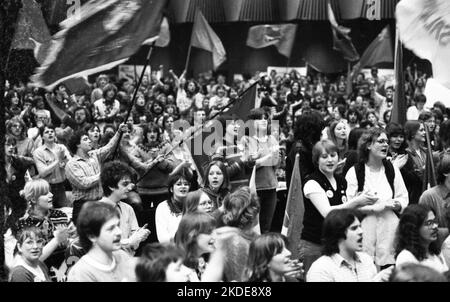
226, 84, 259, 122
32, 0, 167, 89
390, 30, 407, 126
327, 1, 359, 62
352, 25, 394, 77
397, 0, 450, 104
190, 9, 226, 70
246, 24, 297, 58
281, 153, 304, 259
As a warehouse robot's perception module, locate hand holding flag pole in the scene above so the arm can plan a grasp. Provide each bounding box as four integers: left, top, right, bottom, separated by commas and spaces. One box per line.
112, 42, 155, 159
135, 79, 260, 183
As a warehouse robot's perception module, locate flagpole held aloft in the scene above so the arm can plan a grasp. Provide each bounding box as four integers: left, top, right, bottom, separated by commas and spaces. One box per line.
112, 43, 155, 159
135, 79, 260, 183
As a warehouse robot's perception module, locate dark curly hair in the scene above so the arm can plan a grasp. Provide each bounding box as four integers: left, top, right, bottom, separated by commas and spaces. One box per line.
395, 204, 440, 261
357, 127, 386, 163
100, 160, 137, 196
220, 187, 260, 230
293, 111, 324, 150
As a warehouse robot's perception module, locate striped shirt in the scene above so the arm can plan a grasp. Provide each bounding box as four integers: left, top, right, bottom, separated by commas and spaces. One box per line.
307, 252, 378, 282
65, 133, 119, 201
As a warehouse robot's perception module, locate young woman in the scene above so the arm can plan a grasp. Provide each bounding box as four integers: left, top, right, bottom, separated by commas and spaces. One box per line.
135, 242, 189, 282
327, 120, 348, 175
174, 211, 225, 282
300, 139, 377, 273
5, 135, 35, 218
404, 121, 427, 204
132, 123, 176, 236
9, 227, 51, 282
395, 204, 448, 273
202, 160, 230, 209
243, 108, 280, 234
67, 201, 137, 282
155, 168, 194, 243
386, 123, 420, 204
183, 190, 214, 215
245, 233, 302, 282
345, 127, 409, 269
14, 179, 71, 281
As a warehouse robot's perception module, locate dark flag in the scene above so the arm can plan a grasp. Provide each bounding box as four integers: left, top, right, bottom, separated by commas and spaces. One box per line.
32, 0, 167, 89
352, 25, 394, 78
246, 24, 297, 58
281, 154, 304, 259
226, 84, 258, 122
190, 9, 226, 70
327, 1, 359, 62
390, 30, 406, 126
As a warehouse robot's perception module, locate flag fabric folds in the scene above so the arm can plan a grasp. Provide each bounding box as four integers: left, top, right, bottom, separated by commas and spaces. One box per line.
281, 154, 304, 259
190, 9, 226, 70
225, 84, 258, 122
11, 0, 51, 50
352, 25, 394, 77
327, 1, 359, 62
246, 24, 297, 58
32, 0, 167, 89
397, 0, 450, 94
11, 0, 52, 65
390, 30, 406, 126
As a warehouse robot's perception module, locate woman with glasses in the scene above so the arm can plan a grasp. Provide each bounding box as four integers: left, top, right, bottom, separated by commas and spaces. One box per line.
345, 127, 409, 269
395, 204, 448, 273
9, 227, 51, 282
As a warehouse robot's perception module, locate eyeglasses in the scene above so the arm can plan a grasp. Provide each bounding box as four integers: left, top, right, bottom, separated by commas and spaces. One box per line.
423, 219, 438, 228
11, 125, 22, 128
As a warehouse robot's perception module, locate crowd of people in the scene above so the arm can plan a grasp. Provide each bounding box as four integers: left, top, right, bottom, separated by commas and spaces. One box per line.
3, 63, 450, 282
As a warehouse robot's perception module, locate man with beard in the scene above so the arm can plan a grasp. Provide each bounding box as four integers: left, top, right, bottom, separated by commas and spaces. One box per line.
307, 209, 393, 282
55, 107, 92, 145
346, 109, 361, 132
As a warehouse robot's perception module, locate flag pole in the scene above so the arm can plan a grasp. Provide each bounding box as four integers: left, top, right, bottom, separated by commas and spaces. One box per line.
423, 121, 437, 188
184, 9, 197, 73
112, 42, 155, 159
136, 79, 260, 183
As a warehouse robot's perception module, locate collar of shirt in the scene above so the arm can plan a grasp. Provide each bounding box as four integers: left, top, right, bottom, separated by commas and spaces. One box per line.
437, 184, 450, 200
331, 253, 362, 269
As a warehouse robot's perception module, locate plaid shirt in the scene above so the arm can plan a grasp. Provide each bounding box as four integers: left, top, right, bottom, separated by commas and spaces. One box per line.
65, 132, 119, 201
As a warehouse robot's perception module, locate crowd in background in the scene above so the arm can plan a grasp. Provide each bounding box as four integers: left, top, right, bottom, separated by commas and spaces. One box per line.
3, 62, 450, 282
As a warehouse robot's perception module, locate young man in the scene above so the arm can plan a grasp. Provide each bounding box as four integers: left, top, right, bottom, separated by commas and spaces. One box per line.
65, 123, 127, 223
407, 94, 426, 121
33, 124, 72, 208
99, 161, 150, 254
67, 201, 137, 282
307, 209, 393, 282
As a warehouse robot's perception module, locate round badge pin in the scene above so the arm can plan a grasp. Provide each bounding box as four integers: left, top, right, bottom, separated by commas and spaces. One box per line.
326, 190, 334, 198
342, 196, 347, 203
